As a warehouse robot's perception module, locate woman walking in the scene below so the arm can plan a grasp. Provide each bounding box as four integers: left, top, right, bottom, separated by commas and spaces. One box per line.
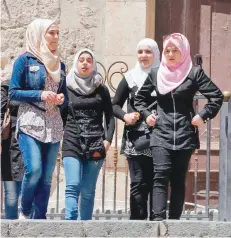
112, 38, 160, 220
9, 19, 67, 219
135, 33, 223, 220
62, 48, 115, 220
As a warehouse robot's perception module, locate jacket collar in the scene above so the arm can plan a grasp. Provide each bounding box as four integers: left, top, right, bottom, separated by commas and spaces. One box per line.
24, 52, 37, 59
24, 52, 44, 64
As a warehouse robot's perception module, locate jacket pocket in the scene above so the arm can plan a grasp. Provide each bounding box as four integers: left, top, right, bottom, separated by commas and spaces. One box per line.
26, 65, 41, 89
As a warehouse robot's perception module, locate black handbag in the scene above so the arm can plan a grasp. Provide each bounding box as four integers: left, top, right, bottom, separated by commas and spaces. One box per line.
133, 100, 157, 151
133, 133, 151, 151
68, 91, 106, 160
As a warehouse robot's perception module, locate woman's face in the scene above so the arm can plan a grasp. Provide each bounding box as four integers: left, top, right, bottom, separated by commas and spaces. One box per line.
77, 53, 94, 76
137, 45, 154, 68
164, 43, 182, 66
45, 24, 59, 52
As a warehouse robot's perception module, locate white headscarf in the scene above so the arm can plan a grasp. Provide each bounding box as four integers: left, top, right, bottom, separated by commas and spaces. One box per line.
66, 48, 102, 95
26, 18, 61, 83
124, 38, 160, 90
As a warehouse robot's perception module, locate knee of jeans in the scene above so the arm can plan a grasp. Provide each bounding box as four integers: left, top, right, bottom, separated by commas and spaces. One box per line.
154, 170, 170, 185
81, 188, 95, 199
41, 175, 55, 186
130, 182, 148, 191
66, 184, 81, 194
5, 196, 18, 207
154, 165, 171, 177
25, 166, 42, 182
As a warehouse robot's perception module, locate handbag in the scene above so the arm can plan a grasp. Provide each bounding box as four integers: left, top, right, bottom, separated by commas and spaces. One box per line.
1, 99, 11, 140
133, 99, 157, 151
133, 132, 151, 151
68, 90, 106, 160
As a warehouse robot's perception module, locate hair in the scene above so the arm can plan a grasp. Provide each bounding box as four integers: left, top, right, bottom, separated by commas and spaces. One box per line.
78, 51, 93, 59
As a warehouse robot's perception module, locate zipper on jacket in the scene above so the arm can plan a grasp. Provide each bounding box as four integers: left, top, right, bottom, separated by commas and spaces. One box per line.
171, 92, 176, 150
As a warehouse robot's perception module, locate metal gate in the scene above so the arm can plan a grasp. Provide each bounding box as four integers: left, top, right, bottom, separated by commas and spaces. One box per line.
46, 60, 231, 221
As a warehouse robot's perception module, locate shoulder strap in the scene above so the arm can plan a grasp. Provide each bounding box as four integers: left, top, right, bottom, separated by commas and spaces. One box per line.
96, 84, 108, 137
67, 89, 81, 135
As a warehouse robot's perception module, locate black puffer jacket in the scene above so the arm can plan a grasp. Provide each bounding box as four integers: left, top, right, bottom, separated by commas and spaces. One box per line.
1, 80, 24, 181
135, 66, 224, 150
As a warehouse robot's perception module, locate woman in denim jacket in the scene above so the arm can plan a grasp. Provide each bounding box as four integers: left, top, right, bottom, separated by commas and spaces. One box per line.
9, 19, 68, 219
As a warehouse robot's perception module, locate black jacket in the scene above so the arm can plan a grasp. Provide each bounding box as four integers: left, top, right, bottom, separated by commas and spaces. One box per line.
1, 80, 24, 181
134, 66, 224, 150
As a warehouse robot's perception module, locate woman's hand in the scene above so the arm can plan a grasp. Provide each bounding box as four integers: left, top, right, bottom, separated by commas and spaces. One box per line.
54, 93, 65, 105
41, 91, 57, 103
104, 140, 111, 153
146, 114, 157, 127
123, 112, 140, 125
191, 114, 204, 127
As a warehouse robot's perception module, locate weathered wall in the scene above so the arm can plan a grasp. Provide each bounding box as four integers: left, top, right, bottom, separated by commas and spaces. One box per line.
0, 0, 146, 212
2, 220, 231, 237
0, 0, 146, 160
1, 0, 146, 74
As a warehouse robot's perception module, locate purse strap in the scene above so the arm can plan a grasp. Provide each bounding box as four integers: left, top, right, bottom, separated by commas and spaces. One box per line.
67, 90, 82, 135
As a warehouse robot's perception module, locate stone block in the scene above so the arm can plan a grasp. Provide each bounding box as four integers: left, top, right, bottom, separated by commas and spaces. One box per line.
104, 221, 159, 237
0, 220, 9, 238
161, 220, 231, 237
8, 220, 84, 237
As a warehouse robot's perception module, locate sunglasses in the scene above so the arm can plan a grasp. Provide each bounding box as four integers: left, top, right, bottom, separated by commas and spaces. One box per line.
163, 33, 183, 42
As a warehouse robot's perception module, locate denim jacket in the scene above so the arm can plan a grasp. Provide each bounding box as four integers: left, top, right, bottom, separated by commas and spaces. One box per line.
9, 52, 68, 121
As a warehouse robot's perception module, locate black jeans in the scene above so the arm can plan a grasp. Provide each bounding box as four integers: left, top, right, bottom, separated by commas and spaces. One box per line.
127, 155, 153, 220
151, 147, 193, 220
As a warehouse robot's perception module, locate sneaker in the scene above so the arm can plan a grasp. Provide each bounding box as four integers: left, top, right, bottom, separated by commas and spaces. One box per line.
18, 212, 30, 220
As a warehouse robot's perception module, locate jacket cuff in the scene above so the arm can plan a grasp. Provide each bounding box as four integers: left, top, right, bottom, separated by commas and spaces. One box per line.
118, 111, 126, 122
198, 110, 210, 123
105, 138, 112, 144
142, 110, 152, 120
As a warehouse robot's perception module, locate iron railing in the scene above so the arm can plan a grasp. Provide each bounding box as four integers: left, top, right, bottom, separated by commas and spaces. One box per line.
1, 61, 231, 221
47, 61, 231, 220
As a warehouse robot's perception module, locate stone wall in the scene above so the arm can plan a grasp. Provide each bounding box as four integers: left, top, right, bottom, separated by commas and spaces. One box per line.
1, 0, 147, 165
1, 0, 146, 74
2, 220, 231, 237
1, 0, 147, 212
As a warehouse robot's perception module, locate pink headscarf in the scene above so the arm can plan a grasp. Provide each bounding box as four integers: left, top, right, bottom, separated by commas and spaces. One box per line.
157, 33, 192, 95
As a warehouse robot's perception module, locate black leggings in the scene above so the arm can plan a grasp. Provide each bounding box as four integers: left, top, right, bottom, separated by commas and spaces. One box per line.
151, 147, 194, 220
127, 155, 153, 220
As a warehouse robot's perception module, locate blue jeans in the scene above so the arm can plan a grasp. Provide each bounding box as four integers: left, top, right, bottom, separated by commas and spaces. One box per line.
18, 132, 60, 219
63, 157, 103, 220
4, 181, 22, 219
